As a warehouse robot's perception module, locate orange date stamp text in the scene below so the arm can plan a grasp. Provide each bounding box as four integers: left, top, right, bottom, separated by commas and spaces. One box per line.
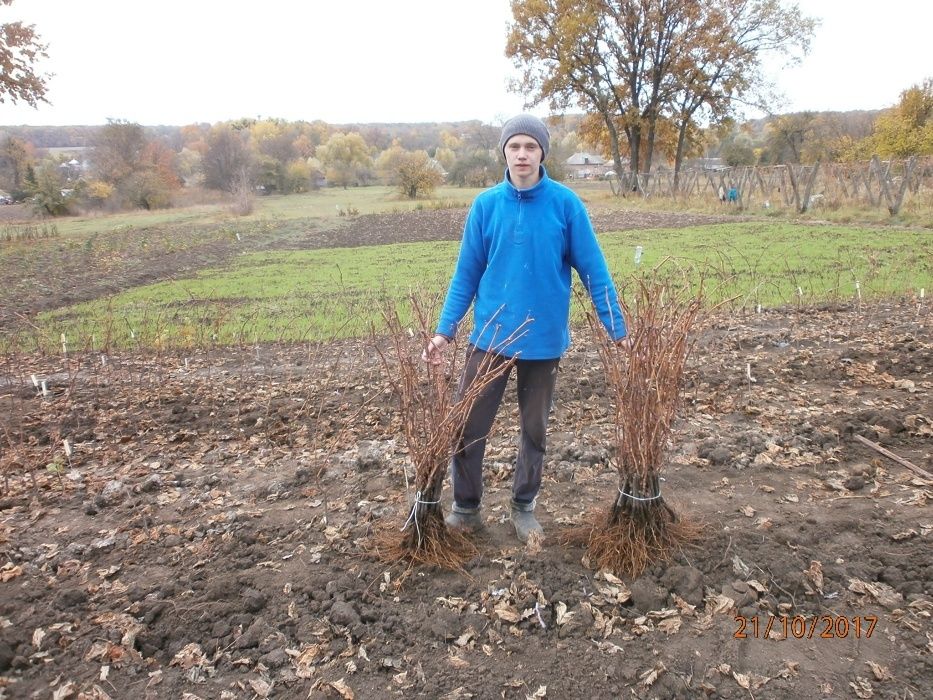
734, 614, 877, 640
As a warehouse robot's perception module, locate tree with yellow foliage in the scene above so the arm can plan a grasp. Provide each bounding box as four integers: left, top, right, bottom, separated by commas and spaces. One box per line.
395, 150, 443, 199
317, 132, 373, 188
869, 79, 933, 158
377, 143, 443, 198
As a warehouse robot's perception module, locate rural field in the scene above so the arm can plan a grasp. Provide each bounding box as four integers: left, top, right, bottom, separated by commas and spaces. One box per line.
0, 186, 931, 699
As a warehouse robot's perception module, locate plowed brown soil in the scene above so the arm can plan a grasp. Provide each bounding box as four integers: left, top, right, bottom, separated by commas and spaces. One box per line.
0, 209, 930, 699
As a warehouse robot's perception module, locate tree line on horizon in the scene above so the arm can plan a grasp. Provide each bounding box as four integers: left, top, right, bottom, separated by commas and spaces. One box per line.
1, 87, 929, 217
0, 118, 522, 215
1, 0, 930, 215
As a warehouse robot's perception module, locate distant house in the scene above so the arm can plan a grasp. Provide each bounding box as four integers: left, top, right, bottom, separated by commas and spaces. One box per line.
565, 152, 611, 179
57, 158, 87, 182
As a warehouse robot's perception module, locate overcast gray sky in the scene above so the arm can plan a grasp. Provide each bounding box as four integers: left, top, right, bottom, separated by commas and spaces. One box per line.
1, 0, 930, 127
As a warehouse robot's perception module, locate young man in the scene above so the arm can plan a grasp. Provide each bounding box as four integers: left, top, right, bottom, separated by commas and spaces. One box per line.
423, 114, 628, 542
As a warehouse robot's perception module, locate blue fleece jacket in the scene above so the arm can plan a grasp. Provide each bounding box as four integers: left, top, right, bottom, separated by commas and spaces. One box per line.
436, 167, 627, 359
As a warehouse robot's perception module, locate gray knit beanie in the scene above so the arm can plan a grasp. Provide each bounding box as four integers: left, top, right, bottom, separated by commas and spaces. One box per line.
498, 114, 550, 161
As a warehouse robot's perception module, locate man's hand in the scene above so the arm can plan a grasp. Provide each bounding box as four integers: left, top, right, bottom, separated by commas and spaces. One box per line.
422, 334, 450, 364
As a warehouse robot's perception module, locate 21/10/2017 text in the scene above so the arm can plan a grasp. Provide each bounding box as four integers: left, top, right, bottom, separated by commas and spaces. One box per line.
734, 615, 877, 640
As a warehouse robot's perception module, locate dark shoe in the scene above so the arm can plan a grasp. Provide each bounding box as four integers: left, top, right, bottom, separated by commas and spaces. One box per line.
444, 503, 484, 531
510, 499, 543, 543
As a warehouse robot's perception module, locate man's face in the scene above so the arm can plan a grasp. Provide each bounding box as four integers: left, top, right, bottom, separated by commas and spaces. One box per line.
504, 134, 543, 186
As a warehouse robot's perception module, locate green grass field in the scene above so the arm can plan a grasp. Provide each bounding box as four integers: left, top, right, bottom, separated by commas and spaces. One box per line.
36, 218, 931, 351
598, 222, 931, 307
44, 243, 459, 348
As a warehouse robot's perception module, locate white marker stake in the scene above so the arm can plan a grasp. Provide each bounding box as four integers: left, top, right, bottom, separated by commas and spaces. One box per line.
31, 374, 39, 388
63, 439, 72, 458
61, 333, 67, 355
41, 380, 49, 397
184, 357, 189, 370
101, 354, 107, 367
746, 363, 756, 384
634, 246, 644, 265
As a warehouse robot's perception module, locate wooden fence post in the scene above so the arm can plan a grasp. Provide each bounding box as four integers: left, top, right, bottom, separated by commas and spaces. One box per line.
787, 165, 801, 211
800, 162, 821, 213
888, 156, 917, 215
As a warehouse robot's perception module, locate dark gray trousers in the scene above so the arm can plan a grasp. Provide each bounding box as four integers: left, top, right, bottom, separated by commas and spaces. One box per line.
451, 346, 559, 509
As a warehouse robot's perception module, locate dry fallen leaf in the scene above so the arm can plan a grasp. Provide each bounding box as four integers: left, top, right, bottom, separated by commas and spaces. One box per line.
447, 653, 470, 669
804, 560, 824, 594
672, 595, 697, 616
328, 678, 355, 700
850, 676, 873, 698
866, 660, 891, 681
248, 678, 272, 698
294, 643, 324, 678
554, 602, 574, 626
599, 571, 625, 585
494, 602, 521, 624
51, 681, 77, 700
170, 643, 207, 670
525, 529, 545, 555
732, 555, 751, 577
84, 641, 118, 662
848, 579, 903, 608
658, 617, 682, 635
595, 576, 632, 604
0, 563, 23, 582
707, 593, 736, 614
640, 663, 666, 687
778, 661, 799, 678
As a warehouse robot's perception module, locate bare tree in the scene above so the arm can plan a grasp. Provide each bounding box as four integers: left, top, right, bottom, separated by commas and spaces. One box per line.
202, 124, 254, 192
